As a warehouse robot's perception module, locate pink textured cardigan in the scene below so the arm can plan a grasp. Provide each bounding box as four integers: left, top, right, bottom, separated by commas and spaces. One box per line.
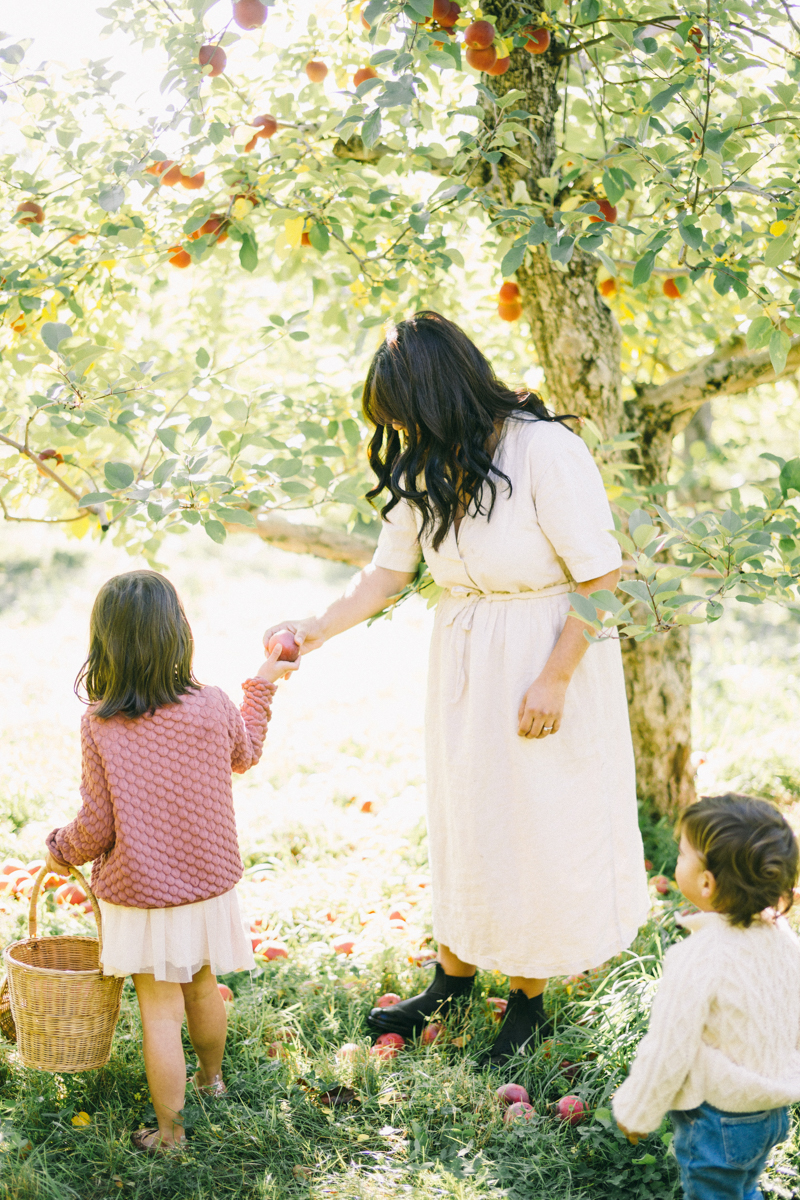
46, 678, 275, 909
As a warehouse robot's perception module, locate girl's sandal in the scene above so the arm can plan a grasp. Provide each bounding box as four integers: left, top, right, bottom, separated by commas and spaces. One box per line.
132, 1127, 185, 1156
192, 1071, 227, 1098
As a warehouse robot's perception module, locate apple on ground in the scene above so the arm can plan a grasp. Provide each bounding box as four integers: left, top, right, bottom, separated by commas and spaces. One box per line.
26, 860, 46, 875
421, 1022, 442, 1044
333, 938, 355, 956
267, 1041, 289, 1059
487, 997, 508, 1020
555, 1095, 586, 1125
258, 941, 289, 960
388, 910, 405, 922
217, 983, 234, 1002
267, 630, 300, 662
652, 874, 671, 895
375, 993, 402, 1008
504, 1101, 536, 1124
496, 1082, 529, 1106
371, 1032, 404, 1060
336, 1042, 360, 1061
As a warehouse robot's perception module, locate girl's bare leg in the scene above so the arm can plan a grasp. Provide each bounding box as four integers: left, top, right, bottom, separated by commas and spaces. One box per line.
132, 973, 187, 1146
181, 965, 227, 1086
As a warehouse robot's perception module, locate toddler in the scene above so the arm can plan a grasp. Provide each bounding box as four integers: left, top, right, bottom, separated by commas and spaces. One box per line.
44, 570, 297, 1153
613, 793, 800, 1200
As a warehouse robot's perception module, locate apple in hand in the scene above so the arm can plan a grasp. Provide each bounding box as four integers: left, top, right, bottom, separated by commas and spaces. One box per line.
267, 630, 300, 661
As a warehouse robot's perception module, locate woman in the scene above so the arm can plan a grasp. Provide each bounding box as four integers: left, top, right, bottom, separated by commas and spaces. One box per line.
264, 312, 649, 1064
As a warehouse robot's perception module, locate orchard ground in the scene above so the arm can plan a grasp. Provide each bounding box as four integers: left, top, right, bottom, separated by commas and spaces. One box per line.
2, 527, 800, 1199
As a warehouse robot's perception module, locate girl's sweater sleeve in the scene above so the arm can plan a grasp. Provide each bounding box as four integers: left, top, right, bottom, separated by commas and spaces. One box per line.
46, 714, 115, 868
228, 678, 276, 774
611, 935, 714, 1134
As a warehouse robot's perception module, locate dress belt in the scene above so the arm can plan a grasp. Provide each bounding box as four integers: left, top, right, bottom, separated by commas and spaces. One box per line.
440, 584, 571, 702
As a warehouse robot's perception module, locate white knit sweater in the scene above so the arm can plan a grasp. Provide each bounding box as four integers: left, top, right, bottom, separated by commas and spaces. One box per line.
612, 911, 800, 1134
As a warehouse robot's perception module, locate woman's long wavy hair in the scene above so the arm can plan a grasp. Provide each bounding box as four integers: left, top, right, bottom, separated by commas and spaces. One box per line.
75, 570, 200, 720
362, 311, 574, 549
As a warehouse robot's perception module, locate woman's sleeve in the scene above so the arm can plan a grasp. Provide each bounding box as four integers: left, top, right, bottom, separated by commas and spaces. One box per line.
46, 715, 115, 867
532, 430, 622, 582
370, 499, 423, 573
228, 678, 276, 774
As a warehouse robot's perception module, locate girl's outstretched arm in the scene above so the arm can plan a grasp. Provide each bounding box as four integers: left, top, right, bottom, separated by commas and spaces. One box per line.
228, 677, 277, 774
46, 715, 115, 866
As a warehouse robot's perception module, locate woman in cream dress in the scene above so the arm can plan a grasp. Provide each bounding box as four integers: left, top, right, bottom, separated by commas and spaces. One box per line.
264, 312, 649, 1063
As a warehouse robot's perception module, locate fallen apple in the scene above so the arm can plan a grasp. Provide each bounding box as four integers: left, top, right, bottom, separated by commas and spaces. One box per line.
375, 993, 402, 1008
504, 1101, 536, 1124
555, 1095, 586, 1125
267, 1041, 288, 1058
421, 1022, 442, 1044
336, 1042, 360, 1061
333, 938, 355, 956
487, 997, 508, 1020
496, 1082, 529, 1106
652, 874, 671, 895
217, 983, 234, 1002
388, 910, 405, 922
267, 630, 300, 662
371, 1032, 404, 1060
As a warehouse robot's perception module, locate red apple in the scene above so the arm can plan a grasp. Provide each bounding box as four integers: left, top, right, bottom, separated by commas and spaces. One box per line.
180, 171, 205, 190
168, 247, 192, 269
487, 997, 508, 1020
465, 45, 498, 71
504, 1101, 536, 1124
15, 201, 45, 226
524, 28, 551, 54
644, 858, 653, 870
464, 19, 495, 48
376, 993, 402, 1008
267, 630, 300, 661
233, 0, 267, 29
198, 44, 227, 76
336, 1042, 360, 1061
267, 1041, 288, 1058
498, 300, 523, 322
333, 938, 355, 956
487, 55, 510, 75
589, 199, 617, 224
371, 1032, 404, 1059
496, 1083, 529, 1106
360, 800, 373, 813
421, 1022, 442, 1044
218, 983, 234, 1002
555, 1095, 586, 1125
663, 277, 681, 299
652, 874, 671, 895
433, 0, 459, 25
499, 281, 520, 302
25, 859, 46, 875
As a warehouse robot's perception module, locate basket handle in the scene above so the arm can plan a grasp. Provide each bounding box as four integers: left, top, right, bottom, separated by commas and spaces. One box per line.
29, 864, 104, 956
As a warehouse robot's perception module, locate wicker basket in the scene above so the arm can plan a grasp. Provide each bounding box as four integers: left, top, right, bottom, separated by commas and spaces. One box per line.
0, 979, 16, 1042
3, 864, 124, 1072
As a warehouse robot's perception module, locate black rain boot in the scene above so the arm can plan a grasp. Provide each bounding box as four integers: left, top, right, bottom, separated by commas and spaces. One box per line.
366, 963, 476, 1039
482, 989, 552, 1067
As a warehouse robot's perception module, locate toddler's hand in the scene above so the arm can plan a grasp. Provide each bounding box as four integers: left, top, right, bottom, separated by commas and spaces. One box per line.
257, 643, 301, 684
616, 1121, 644, 1145
45, 850, 69, 877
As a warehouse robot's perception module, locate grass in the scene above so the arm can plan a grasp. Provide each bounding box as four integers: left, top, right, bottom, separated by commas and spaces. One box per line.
1, 525, 800, 1198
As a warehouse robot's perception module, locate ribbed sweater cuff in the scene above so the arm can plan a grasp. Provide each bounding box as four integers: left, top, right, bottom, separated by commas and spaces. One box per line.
242, 677, 277, 705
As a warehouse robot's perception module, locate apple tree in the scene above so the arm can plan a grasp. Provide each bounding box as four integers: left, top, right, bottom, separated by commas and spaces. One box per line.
3, 0, 800, 813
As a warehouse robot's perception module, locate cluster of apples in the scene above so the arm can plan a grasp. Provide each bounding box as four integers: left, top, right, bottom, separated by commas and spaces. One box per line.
496, 1081, 586, 1126
599, 275, 680, 300
463, 19, 551, 74
497, 281, 523, 322
146, 160, 205, 189
0, 858, 91, 910
196, 1, 268, 77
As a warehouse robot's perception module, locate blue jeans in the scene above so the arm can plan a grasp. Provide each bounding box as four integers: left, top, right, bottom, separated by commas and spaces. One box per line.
671, 1102, 790, 1200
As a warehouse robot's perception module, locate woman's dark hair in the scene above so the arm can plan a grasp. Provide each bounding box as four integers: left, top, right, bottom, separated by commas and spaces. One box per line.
362, 311, 574, 550
75, 570, 200, 720
679, 793, 799, 927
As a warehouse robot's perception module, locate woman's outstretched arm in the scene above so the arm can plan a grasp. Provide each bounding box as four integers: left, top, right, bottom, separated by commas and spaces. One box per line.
263, 564, 416, 656
517, 567, 621, 739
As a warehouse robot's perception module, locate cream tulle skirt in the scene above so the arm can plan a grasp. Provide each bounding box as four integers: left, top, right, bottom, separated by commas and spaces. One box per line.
98, 888, 255, 983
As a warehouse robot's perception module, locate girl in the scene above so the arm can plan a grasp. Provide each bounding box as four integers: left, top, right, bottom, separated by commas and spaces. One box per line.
45, 570, 297, 1153
614, 794, 800, 1200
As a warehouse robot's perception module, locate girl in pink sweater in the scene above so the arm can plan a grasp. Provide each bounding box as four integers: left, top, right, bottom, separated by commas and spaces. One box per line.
44, 569, 297, 1154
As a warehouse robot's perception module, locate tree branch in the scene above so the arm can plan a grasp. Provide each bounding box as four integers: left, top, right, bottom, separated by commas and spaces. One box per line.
636, 335, 800, 425
240, 510, 375, 568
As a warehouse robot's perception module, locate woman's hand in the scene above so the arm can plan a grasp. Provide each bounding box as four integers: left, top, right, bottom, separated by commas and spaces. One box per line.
518, 675, 568, 739
262, 617, 327, 657
256, 644, 301, 684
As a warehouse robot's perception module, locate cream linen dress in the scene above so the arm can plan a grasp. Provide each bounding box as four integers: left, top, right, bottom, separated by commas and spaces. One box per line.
372, 416, 649, 977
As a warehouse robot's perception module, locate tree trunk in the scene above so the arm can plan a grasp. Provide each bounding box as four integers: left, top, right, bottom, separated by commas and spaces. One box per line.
481, 1, 694, 814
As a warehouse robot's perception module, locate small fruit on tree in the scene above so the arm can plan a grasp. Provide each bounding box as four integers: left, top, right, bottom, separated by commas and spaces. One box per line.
353, 66, 378, 87
218, 983, 234, 1002
267, 630, 300, 661
504, 1101, 536, 1124
487, 55, 510, 75
305, 60, 328, 82
598, 278, 617, 298
464, 20, 495, 48
161, 163, 184, 187
371, 1032, 404, 1059
301, 230, 311, 246
198, 44, 227, 76
663, 277, 681, 299
15, 201, 45, 226
498, 300, 523, 322
589, 199, 617, 223
524, 28, 551, 54
180, 171, 205, 190
198, 214, 229, 244
496, 1082, 529, 1106
499, 281, 520, 302
465, 45, 498, 71
689, 25, 703, 50
376, 992, 402, 1007
168, 247, 192, 269
39, 449, 64, 464
555, 1095, 586, 1125
433, 0, 460, 26
233, 0, 267, 29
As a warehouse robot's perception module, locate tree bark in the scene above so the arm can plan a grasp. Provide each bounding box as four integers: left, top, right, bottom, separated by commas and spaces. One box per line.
240, 511, 374, 567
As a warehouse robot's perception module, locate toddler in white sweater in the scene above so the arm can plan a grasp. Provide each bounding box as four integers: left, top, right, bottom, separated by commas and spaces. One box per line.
612, 793, 800, 1200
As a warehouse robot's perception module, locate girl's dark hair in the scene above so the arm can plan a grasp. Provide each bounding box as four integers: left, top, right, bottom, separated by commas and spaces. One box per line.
362, 311, 575, 550
75, 570, 200, 720
680, 793, 799, 927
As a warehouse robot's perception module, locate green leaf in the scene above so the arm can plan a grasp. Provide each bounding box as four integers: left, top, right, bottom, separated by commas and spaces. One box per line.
157, 427, 179, 453
673, 613, 706, 625
779, 458, 800, 495
362, 108, 382, 148
501, 242, 526, 276
764, 230, 794, 269
649, 79, 686, 112
239, 232, 258, 273
678, 220, 704, 250
208, 120, 227, 144
632, 1154, 658, 1165
589, 588, 622, 611
195, 347, 210, 368
568, 593, 601, 624
97, 184, 125, 212
224, 399, 248, 420
78, 491, 113, 506
308, 223, 329, 252
40, 322, 73, 352
602, 170, 625, 206
746, 315, 773, 351
703, 128, 733, 156
204, 519, 227, 543
770, 328, 791, 375
152, 458, 177, 487
186, 415, 212, 439
632, 522, 656, 548
632, 252, 656, 286
593, 1107, 612, 1128
215, 507, 256, 526
104, 461, 134, 490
